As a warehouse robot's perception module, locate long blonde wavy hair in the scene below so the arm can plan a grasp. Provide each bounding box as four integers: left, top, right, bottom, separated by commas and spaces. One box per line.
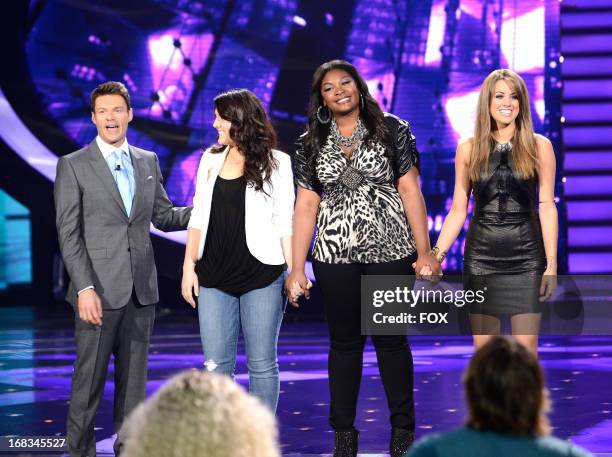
121, 370, 280, 457
469, 69, 538, 182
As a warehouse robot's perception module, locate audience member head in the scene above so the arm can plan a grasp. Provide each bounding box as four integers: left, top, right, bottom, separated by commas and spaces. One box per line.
121, 370, 280, 457
464, 336, 550, 437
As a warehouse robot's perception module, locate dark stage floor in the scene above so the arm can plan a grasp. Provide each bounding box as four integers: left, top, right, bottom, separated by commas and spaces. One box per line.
1, 306, 611, 456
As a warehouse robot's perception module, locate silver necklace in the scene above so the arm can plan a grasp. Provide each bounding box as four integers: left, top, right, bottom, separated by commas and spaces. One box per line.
330, 117, 367, 149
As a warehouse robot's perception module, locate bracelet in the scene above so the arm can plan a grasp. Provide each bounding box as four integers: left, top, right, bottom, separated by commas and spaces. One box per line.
430, 246, 447, 262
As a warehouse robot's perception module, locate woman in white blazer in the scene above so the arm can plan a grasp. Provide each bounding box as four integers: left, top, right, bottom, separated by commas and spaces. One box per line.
181, 89, 295, 412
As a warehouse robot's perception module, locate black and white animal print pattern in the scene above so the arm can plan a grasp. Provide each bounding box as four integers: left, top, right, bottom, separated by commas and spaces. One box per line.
293, 113, 419, 264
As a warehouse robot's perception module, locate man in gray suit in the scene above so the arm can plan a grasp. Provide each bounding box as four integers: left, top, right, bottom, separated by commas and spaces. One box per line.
54, 81, 192, 457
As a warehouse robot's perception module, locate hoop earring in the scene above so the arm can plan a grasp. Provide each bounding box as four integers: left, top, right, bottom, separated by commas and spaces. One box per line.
360, 93, 365, 111
316, 105, 331, 124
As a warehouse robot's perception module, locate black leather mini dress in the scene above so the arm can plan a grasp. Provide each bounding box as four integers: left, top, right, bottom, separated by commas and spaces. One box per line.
464, 141, 546, 316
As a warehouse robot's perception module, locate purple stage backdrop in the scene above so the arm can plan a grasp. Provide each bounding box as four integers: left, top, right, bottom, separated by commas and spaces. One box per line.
2, 0, 612, 292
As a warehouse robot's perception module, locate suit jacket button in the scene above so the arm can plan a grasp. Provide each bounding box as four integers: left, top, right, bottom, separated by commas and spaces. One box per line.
127, 247, 131, 252
128, 222, 132, 227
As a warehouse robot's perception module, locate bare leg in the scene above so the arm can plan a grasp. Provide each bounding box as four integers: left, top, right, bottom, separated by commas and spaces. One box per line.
511, 313, 541, 357
470, 314, 501, 352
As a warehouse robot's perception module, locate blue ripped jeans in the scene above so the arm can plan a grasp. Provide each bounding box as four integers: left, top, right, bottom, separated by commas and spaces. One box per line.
197, 272, 286, 412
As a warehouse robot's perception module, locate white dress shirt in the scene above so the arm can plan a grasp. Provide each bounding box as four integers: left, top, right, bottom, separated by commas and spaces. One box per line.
96, 135, 130, 161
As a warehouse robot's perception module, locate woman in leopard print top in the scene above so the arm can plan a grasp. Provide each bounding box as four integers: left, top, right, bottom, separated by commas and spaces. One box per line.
285, 60, 439, 457
293, 112, 418, 263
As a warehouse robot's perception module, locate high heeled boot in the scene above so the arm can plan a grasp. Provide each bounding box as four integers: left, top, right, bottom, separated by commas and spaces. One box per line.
333, 429, 359, 457
390, 427, 415, 457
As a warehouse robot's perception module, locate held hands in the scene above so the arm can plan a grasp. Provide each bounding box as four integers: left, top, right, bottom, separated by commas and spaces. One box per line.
77, 289, 103, 326
181, 264, 199, 308
285, 271, 312, 307
412, 251, 442, 281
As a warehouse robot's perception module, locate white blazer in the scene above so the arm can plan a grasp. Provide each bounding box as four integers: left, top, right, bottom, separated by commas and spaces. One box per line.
188, 147, 295, 265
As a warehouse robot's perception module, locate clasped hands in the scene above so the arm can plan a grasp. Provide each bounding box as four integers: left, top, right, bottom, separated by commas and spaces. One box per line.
413, 252, 443, 282
284, 271, 312, 307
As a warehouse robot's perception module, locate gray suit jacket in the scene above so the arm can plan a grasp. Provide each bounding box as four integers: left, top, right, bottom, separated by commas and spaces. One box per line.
54, 140, 192, 309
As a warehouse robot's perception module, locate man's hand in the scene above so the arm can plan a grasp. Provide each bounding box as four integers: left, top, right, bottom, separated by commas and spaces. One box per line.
77, 288, 103, 326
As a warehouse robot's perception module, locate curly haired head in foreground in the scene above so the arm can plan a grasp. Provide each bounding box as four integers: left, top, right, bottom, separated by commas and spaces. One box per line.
120, 370, 280, 457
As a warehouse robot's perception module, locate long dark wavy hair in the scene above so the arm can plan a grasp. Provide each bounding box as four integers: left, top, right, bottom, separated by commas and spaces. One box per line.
464, 337, 550, 437
212, 89, 278, 193
303, 60, 393, 171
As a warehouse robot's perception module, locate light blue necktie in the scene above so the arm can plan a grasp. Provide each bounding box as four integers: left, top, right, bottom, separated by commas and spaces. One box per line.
112, 150, 134, 216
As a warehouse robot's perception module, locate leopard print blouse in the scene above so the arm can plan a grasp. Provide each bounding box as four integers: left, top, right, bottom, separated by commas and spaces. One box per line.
293, 113, 419, 264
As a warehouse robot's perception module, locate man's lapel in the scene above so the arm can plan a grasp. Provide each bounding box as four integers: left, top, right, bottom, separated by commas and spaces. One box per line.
87, 140, 128, 218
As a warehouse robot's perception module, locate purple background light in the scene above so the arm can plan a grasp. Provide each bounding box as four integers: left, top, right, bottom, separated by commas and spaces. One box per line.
3, 0, 609, 279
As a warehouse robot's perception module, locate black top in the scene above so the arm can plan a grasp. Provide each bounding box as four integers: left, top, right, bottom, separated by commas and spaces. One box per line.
196, 176, 283, 295
472, 141, 538, 217
292, 113, 419, 264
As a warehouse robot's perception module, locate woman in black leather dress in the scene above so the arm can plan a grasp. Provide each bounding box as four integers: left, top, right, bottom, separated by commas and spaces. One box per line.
432, 69, 558, 355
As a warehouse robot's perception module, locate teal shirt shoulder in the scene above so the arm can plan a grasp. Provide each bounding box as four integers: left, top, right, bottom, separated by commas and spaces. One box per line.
406, 427, 593, 457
